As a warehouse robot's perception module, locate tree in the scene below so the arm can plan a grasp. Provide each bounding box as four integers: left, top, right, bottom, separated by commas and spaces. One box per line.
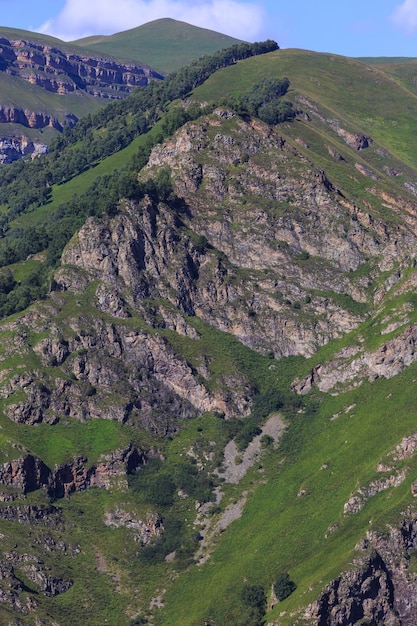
0, 268, 15, 294
273, 572, 297, 601
241, 584, 266, 626
258, 100, 295, 125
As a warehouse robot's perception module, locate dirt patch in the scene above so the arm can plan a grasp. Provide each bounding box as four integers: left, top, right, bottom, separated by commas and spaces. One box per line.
220, 412, 285, 484
196, 413, 286, 564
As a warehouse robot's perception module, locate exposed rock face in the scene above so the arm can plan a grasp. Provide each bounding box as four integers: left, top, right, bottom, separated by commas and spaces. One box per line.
104, 507, 163, 545
293, 323, 417, 395
0, 32, 164, 161
0, 106, 61, 130
0, 136, 48, 163
92, 109, 414, 358
0, 34, 164, 99
306, 512, 417, 625
49, 445, 147, 498
0, 455, 50, 493
0, 504, 64, 528
0, 303, 247, 428
3, 107, 414, 438
0, 445, 147, 499
3, 104, 417, 623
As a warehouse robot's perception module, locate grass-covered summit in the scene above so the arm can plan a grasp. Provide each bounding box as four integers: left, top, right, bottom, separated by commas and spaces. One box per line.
73, 18, 245, 74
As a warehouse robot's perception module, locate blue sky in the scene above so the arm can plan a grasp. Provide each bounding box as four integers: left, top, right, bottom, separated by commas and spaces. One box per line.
0, 0, 416, 58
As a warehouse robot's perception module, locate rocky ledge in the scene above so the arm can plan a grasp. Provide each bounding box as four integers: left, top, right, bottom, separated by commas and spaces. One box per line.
0, 34, 164, 98
305, 511, 417, 625
0, 445, 148, 499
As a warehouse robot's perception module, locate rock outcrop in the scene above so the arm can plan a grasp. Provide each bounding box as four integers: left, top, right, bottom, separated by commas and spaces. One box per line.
0, 34, 164, 99
0, 106, 61, 130
0, 32, 164, 161
0, 136, 48, 163
293, 323, 417, 395
0, 445, 147, 498
0, 304, 248, 428
306, 512, 417, 625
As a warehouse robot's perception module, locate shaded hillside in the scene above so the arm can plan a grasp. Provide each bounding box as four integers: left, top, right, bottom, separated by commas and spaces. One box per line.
1, 43, 417, 626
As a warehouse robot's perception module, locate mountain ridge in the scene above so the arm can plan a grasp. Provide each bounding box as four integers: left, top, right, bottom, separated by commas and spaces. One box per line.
1, 36, 417, 626
0, 19, 244, 163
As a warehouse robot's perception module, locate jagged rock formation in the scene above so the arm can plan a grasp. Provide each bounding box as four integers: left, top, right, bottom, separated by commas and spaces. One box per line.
129, 109, 416, 357
3, 108, 417, 428
0, 296, 249, 429
104, 507, 163, 545
3, 78, 417, 620
293, 318, 417, 395
0, 445, 147, 498
305, 512, 417, 625
0, 106, 62, 130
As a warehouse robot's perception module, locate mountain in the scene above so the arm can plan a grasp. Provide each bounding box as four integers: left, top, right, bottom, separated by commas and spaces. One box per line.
0, 20, 243, 163
73, 18, 244, 74
1, 39, 417, 626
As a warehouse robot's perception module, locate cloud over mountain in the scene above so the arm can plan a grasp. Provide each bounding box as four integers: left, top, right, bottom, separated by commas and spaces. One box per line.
39, 0, 265, 41
391, 0, 417, 33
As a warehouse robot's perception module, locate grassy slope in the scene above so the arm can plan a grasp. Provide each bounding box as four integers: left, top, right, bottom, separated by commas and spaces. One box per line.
0, 70, 102, 118
158, 366, 417, 625
2, 48, 417, 624
157, 274, 417, 625
147, 51, 417, 624
72, 18, 245, 74
192, 48, 417, 170
356, 56, 416, 65
0, 27, 67, 46
0, 20, 244, 147
376, 59, 417, 97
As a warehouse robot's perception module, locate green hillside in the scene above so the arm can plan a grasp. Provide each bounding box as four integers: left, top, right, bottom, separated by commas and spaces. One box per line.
0, 20, 246, 162
0, 26, 69, 47
356, 56, 417, 65
73, 18, 245, 74
374, 58, 417, 97
0, 41, 417, 626
0, 65, 102, 116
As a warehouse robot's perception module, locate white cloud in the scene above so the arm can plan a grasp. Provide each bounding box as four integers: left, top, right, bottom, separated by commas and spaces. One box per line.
38, 0, 266, 42
391, 0, 417, 33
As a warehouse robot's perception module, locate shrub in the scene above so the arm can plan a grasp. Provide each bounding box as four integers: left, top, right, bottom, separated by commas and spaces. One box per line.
273, 572, 297, 601
260, 434, 274, 448
241, 584, 266, 625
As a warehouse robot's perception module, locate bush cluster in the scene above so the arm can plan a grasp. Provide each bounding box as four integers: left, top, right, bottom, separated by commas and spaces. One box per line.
230, 77, 295, 125
235, 389, 283, 451
273, 572, 297, 601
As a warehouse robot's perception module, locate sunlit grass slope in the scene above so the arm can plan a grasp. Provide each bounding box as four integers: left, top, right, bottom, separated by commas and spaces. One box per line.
192, 48, 417, 169
73, 18, 244, 75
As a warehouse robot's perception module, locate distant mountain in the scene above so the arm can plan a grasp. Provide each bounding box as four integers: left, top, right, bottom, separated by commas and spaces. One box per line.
0, 20, 243, 162
72, 18, 245, 74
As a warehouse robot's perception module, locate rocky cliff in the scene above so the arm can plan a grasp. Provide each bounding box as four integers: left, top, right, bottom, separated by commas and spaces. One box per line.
305, 512, 417, 625
0, 34, 164, 98
0, 32, 164, 162
2, 83, 417, 621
